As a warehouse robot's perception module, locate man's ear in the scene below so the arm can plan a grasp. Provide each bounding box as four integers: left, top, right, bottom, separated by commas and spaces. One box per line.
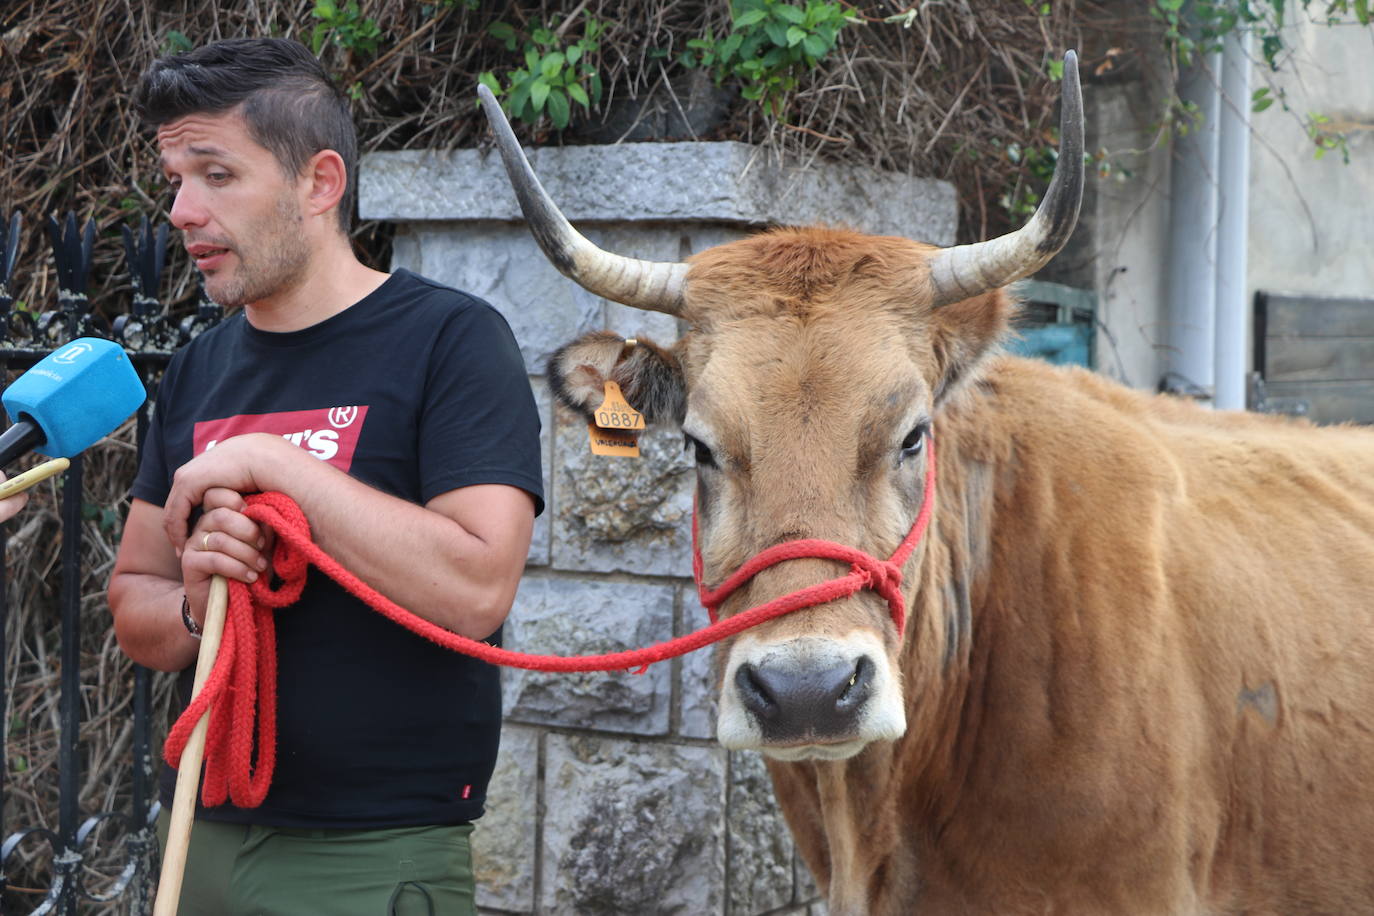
928, 288, 1016, 406
548, 331, 686, 425
302, 149, 347, 220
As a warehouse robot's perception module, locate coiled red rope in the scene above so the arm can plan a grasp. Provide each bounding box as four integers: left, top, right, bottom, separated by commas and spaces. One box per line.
164, 444, 935, 807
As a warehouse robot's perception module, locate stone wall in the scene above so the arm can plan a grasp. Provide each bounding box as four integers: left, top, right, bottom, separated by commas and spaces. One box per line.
360, 142, 956, 915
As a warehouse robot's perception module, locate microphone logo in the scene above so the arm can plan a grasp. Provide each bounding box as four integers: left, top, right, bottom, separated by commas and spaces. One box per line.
52, 342, 93, 365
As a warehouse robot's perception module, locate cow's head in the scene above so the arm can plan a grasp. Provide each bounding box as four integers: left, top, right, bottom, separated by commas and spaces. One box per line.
479, 52, 1082, 761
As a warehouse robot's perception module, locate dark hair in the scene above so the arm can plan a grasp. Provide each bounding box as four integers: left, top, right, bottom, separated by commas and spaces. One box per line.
135, 37, 357, 233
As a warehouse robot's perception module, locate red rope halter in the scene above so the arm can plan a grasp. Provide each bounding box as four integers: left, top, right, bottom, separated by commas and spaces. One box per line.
164, 444, 936, 807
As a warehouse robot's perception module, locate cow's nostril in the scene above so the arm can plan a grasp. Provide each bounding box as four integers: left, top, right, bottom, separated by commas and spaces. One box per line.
836, 656, 874, 712
736, 662, 781, 721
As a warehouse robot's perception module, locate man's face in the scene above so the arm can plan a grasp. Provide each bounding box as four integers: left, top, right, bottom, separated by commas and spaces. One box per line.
157, 108, 311, 309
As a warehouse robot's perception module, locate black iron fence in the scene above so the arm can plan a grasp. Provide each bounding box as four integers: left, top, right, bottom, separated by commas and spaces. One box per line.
0, 210, 216, 914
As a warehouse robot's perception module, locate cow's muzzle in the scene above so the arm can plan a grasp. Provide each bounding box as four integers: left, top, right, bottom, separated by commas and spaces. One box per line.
718, 632, 906, 759
736, 654, 874, 742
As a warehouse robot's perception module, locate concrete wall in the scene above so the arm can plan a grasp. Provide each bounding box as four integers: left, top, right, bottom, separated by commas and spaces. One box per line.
359, 145, 956, 915
1246, 18, 1374, 302
1084, 16, 1374, 394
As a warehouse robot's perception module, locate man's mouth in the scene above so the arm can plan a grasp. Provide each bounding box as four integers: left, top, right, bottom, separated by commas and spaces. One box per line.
186, 243, 231, 271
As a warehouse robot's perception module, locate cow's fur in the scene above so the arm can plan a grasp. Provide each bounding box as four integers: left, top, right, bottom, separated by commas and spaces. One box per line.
549, 226, 1374, 914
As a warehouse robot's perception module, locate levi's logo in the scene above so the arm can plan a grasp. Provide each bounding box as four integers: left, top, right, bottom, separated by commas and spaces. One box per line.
194, 406, 370, 471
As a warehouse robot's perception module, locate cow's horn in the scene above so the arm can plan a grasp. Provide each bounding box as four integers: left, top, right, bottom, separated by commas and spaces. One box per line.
477, 84, 687, 316
927, 50, 1085, 309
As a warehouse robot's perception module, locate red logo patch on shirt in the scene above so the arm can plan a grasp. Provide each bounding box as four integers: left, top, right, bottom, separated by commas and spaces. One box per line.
194, 406, 370, 471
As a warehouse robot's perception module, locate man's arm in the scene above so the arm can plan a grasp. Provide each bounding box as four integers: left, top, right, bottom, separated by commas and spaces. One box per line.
161, 432, 535, 640
109, 487, 272, 672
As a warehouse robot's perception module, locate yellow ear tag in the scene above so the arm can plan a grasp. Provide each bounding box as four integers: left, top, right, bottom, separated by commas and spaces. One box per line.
587, 423, 640, 458
593, 380, 646, 431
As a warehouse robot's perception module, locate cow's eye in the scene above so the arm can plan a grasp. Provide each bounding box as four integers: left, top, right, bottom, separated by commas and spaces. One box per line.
684, 433, 716, 467
898, 424, 928, 463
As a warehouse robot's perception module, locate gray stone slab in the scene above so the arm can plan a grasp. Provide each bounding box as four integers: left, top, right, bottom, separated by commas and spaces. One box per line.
362, 142, 957, 243
472, 725, 539, 913
551, 402, 695, 577
678, 604, 721, 740
502, 575, 674, 735
541, 734, 726, 914
388, 222, 605, 377
729, 751, 796, 914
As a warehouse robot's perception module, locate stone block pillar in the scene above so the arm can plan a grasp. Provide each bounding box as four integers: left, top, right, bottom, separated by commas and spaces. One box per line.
360, 141, 956, 915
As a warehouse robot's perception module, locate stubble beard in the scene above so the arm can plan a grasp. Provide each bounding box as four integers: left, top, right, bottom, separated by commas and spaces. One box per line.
203, 192, 310, 309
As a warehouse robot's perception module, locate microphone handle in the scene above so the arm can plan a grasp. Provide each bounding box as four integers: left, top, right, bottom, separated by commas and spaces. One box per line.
0, 419, 47, 468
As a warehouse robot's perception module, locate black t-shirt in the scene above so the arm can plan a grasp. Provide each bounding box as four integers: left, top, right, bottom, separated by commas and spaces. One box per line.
133, 270, 543, 828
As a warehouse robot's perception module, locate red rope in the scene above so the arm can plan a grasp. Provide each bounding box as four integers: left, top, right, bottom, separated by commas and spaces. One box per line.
164, 445, 936, 807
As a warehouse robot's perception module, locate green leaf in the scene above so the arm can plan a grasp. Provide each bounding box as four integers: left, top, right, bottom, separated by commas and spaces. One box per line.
530, 78, 550, 112
162, 29, 193, 54
541, 52, 566, 79
525, 48, 540, 71
774, 4, 806, 24
508, 82, 532, 117
478, 71, 502, 96
488, 21, 516, 42
1252, 96, 1274, 112
764, 20, 790, 46
547, 89, 571, 128
802, 32, 828, 57
1047, 58, 1064, 80
736, 9, 768, 26
568, 82, 590, 107
567, 44, 583, 65
786, 25, 806, 46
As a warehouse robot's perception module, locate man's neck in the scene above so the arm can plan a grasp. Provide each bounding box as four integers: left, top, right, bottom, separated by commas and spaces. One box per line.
244, 240, 390, 333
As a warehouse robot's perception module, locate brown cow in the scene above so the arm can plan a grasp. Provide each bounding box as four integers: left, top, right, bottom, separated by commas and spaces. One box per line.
478, 53, 1374, 914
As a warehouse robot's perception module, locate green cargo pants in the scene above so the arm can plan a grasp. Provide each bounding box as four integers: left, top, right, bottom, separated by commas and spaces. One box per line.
156, 810, 476, 916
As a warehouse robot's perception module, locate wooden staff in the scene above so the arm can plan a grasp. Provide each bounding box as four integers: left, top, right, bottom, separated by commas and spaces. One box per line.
153, 574, 228, 916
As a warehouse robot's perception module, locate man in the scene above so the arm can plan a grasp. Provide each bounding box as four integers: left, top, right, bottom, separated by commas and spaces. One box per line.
108, 37, 542, 914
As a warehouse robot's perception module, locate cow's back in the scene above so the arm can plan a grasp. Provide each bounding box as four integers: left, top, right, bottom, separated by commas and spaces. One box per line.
936, 356, 1374, 914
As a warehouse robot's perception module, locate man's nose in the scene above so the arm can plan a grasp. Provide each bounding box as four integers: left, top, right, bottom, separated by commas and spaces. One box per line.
168, 184, 207, 231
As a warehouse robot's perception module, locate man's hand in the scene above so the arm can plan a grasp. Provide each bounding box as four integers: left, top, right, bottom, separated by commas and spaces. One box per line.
0, 472, 28, 523
164, 433, 296, 555
179, 486, 273, 630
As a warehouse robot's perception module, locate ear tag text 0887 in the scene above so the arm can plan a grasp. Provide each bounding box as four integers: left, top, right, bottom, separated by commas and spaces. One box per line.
593, 380, 645, 431
587, 380, 643, 458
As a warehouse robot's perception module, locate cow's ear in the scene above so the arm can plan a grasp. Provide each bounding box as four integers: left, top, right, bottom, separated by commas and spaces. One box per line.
928, 289, 1015, 406
548, 330, 686, 425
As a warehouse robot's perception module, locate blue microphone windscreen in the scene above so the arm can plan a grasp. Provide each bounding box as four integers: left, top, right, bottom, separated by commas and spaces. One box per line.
2, 339, 147, 457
